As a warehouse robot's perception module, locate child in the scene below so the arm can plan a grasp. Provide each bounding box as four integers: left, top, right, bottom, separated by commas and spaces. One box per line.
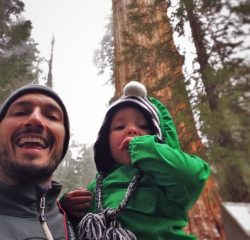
62, 81, 210, 240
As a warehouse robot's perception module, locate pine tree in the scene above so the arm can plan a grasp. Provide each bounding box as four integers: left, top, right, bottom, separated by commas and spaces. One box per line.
46, 35, 55, 88
54, 141, 96, 195
0, 0, 40, 102
170, 0, 250, 202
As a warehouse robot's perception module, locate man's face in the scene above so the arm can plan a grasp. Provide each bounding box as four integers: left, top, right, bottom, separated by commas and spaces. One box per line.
0, 93, 65, 183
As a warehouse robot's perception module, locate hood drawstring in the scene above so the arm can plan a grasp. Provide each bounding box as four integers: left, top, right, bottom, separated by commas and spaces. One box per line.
78, 172, 141, 240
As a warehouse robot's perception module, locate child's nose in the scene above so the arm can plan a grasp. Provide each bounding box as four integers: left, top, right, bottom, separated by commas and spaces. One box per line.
127, 126, 139, 136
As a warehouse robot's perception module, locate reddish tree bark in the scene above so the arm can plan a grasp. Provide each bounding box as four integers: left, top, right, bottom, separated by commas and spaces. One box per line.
112, 0, 225, 238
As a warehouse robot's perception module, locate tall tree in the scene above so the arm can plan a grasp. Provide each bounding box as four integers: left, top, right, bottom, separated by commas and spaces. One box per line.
170, 0, 250, 202
112, 0, 200, 153
109, 0, 224, 238
0, 0, 40, 102
46, 35, 55, 88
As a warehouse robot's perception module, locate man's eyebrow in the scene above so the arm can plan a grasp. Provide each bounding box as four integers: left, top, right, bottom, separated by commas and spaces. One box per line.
11, 100, 62, 114
10, 100, 32, 108
45, 102, 62, 111
45, 103, 64, 116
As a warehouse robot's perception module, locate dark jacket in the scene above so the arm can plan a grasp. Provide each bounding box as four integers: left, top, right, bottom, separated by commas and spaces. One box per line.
0, 181, 75, 240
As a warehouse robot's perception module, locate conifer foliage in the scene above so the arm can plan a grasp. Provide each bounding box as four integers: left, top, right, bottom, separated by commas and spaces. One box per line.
0, 0, 39, 102
170, 0, 250, 202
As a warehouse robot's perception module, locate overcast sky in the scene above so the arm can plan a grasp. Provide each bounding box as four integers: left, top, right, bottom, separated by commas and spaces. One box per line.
22, 0, 113, 145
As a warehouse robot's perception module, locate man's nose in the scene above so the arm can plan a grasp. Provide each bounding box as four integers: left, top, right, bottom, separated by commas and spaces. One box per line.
24, 108, 45, 129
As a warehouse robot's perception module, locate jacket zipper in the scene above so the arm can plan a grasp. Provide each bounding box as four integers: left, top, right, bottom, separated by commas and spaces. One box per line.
40, 195, 54, 240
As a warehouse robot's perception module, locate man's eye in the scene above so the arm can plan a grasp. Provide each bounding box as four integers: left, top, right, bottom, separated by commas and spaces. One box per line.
12, 111, 26, 116
48, 114, 60, 121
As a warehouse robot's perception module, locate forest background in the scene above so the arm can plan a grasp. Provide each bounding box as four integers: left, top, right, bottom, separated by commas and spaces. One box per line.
0, 0, 249, 238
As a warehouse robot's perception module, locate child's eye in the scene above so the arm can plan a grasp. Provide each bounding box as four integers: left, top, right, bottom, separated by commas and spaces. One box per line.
139, 124, 149, 130
114, 125, 125, 130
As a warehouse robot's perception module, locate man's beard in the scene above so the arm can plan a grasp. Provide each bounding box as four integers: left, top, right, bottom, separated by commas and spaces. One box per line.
0, 144, 61, 183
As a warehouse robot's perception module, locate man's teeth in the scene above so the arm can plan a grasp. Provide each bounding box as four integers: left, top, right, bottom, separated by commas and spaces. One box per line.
18, 137, 46, 147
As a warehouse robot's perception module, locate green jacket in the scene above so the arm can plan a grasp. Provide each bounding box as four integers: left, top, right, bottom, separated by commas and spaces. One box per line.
88, 98, 210, 240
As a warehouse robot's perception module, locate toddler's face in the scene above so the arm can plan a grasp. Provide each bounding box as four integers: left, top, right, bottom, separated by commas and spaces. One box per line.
109, 107, 152, 165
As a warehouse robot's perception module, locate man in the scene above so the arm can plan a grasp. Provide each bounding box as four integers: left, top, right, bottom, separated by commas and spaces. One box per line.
0, 84, 76, 239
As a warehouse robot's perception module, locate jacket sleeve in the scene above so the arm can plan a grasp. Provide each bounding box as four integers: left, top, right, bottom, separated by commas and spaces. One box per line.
129, 135, 210, 210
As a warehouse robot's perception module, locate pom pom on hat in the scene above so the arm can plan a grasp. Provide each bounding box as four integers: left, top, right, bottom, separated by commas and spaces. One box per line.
123, 81, 147, 97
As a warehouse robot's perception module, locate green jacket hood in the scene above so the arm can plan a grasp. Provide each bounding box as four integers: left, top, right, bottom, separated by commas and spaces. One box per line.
94, 80, 181, 174
149, 97, 180, 149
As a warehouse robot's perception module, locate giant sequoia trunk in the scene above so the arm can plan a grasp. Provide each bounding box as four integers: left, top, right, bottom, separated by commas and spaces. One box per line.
112, 0, 225, 239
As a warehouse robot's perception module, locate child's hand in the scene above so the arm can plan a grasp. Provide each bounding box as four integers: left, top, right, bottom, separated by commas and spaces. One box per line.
118, 136, 133, 165
61, 188, 92, 221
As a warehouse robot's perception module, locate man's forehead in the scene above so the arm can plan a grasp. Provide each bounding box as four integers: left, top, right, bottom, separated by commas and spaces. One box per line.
11, 93, 62, 109
14, 92, 56, 101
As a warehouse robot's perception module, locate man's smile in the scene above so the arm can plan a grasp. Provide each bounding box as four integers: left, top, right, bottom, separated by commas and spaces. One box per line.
15, 135, 50, 150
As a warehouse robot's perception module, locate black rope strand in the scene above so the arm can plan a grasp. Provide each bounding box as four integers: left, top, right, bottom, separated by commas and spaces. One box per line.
106, 173, 141, 220
78, 172, 141, 240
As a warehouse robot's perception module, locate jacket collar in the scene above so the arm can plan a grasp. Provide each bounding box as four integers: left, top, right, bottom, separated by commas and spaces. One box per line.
0, 181, 62, 217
